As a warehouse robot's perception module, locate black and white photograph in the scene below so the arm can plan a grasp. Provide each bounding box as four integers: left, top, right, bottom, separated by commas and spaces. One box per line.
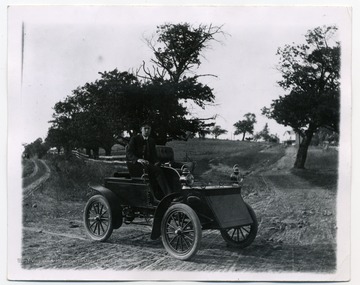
4, 2, 356, 283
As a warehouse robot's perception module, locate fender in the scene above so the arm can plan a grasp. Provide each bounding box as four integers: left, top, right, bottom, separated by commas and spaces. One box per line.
88, 183, 123, 229
150, 193, 183, 240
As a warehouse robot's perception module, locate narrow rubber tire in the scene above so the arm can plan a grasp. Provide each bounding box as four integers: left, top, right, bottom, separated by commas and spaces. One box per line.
161, 203, 202, 260
84, 195, 113, 242
220, 203, 258, 248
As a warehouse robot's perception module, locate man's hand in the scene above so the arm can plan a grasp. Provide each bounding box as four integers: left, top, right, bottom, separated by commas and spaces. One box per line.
137, 159, 149, 166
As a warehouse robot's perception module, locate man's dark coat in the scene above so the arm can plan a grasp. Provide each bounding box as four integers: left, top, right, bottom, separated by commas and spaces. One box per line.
126, 134, 159, 164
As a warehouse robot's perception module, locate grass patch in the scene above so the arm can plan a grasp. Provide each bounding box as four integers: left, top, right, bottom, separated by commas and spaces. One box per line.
168, 139, 285, 179
304, 146, 339, 170
291, 169, 338, 191
292, 146, 339, 191
168, 138, 266, 162
43, 155, 127, 201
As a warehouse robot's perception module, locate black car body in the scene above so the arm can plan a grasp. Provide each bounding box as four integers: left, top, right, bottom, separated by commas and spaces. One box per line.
84, 146, 258, 260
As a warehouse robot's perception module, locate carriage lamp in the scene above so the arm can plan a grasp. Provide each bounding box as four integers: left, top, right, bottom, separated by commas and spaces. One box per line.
181, 165, 189, 173
180, 166, 195, 186
141, 172, 149, 181
230, 164, 243, 184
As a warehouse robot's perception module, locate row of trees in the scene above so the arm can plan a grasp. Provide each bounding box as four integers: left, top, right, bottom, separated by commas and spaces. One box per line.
45, 23, 225, 157
207, 115, 279, 142
39, 24, 339, 169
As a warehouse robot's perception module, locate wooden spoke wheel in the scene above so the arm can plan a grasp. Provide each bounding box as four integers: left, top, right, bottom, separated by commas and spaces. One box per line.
84, 195, 113, 242
161, 204, 202, 260
220, 203, 258, 248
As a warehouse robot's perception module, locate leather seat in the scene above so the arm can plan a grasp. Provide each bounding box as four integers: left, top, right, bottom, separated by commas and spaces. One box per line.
156, 146, 195, 173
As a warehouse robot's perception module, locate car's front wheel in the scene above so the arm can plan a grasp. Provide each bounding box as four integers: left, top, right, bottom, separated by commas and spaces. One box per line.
161, 203, 202, 260
84, 195, 113, 242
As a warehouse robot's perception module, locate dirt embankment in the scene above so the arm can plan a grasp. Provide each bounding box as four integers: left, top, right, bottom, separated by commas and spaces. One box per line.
20, 145, 338, 273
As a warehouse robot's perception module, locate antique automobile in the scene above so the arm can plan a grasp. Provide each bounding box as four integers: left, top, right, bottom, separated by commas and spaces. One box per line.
83, 146, 258, 260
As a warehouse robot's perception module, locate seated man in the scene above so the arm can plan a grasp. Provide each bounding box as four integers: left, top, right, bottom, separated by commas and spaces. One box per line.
126, 121, 172, 199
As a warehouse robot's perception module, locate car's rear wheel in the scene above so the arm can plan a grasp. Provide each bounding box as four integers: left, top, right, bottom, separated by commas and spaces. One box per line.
220, 203, 258, 248
161, 203, 202, 260
84, 195, 113, 242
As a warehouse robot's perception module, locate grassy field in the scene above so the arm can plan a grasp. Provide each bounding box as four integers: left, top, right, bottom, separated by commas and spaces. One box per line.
38, 139, 286, 202
168, 139, 286, 181
293, 146, 339, 191
304, 146, 339, 170
39, 139, 339, 201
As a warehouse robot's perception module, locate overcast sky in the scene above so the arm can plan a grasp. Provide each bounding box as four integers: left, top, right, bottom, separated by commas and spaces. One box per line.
8, 5, 351, 143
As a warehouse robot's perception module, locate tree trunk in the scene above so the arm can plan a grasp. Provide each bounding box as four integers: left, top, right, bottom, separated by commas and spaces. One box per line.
86, 148, 91, 156
293, 129, 315, 169
104, 147, 112, 156
242, 132, 246, 141
64, 145, 72, 159
92, 147, 99, 159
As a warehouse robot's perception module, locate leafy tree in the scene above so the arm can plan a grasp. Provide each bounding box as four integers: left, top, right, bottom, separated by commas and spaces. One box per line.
100, 71, 215, 145
47, 23, 226, 154
139, 23, 225, 142
46, 127, 67, 155
23, 138, 49, 159
47, 111, 76, 157
254, 124, 279, 143
311, 127, 339, 146
255, 123, 271, 142
131, 79, 213, 144
269, 134, 280, 143
48, 71, 141, 156
88, 70, 142, 154
211, 125, 228, 139
49, 92, 94, 157
197, 122, 214, 139
233, 113, 257, 141
262, 123, 270, 139
262, 26, 340, 168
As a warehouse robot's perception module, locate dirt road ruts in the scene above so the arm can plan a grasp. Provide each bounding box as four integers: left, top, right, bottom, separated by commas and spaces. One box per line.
23, 159, 50, 198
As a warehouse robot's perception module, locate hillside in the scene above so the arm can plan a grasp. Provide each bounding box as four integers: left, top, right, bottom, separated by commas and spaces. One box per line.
21, 139, 339, 272
168, 139, 286, 181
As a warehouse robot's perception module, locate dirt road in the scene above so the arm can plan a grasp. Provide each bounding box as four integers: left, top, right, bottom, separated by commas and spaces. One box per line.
22, 159, 51, 198
21, 148, 337, 274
